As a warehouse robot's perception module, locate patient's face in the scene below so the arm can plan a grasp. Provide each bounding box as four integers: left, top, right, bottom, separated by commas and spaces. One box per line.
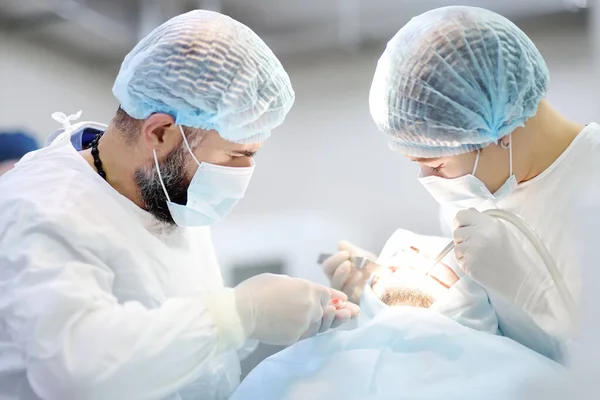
372, 260, 459, 308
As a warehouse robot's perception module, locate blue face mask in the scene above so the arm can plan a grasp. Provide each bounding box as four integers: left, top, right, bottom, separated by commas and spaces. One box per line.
153, 126, 255, 227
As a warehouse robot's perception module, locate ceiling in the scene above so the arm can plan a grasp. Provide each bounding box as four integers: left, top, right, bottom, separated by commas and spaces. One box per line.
0, 0, 589, 65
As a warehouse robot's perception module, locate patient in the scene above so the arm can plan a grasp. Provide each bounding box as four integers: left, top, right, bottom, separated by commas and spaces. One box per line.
357, 232, 501, 335
370, 245, 459, 308
231, 230, 566, 400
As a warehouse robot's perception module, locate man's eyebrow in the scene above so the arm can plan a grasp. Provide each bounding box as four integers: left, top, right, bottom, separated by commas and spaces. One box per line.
410, 157, 441, 163
232, 150, 257, 157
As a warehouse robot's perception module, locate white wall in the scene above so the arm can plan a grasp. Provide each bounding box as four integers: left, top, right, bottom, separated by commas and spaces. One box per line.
1, 16, 598, 285
0, 34, 117, 138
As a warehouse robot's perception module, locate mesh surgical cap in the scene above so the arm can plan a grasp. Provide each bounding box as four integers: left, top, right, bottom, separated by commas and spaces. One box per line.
113, 10, 295, 144
369, 6, 549, 157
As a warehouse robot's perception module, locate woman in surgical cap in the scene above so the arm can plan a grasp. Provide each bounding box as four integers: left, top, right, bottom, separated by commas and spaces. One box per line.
365, 6, 598, 339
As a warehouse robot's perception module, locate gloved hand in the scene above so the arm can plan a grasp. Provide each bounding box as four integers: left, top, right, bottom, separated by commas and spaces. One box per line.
234, 273, 357, 346
299, 297, 361, 339
322, 241, 378, 304
452, 209, 542, 307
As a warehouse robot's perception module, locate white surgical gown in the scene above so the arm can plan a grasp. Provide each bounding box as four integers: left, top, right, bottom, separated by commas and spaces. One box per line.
439, 123, 600, 336
0, 140, 255, 399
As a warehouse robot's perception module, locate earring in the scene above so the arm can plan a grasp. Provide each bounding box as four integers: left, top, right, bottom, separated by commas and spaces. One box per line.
500, 140, 510, 149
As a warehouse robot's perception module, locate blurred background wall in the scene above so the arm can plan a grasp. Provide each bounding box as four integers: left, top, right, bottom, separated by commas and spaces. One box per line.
2, 0, 599, 374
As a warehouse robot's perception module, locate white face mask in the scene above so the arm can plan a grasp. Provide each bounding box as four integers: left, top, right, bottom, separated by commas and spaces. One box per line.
153, 126, 255, 227
418, 136, 517, 210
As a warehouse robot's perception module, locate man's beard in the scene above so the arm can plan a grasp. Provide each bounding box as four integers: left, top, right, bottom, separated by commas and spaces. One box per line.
379, 287, 436, 308
134, 145, 190, 225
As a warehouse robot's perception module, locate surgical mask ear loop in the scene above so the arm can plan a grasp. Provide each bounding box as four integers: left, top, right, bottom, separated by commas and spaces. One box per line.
153, 149, 171, 203
152, 125, 202, 203
499, 135, 513, 176
178, 125, 201, 167
472, 149, 481, 176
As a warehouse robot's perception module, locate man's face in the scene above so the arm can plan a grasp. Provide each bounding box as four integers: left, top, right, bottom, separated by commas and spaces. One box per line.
371, 249, 459, 308
134, 127, 262, 225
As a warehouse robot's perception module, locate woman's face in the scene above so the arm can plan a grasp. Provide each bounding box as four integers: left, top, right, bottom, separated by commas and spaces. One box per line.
412, 140, 513, 194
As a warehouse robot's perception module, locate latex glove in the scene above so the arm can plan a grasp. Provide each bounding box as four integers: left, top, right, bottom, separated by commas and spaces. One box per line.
234, 273, 354, 346
452, 209, 540, 306
453, 209, 566, 336
322, 241, 378, 304
300, 297, 361, 339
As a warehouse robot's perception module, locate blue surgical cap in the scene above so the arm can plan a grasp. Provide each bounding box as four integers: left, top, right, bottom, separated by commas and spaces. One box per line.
113, 10, 295, 144
0, 132, 39, 162
369, 6, 549, 157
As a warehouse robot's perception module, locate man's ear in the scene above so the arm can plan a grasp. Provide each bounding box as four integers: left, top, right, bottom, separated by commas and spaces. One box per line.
141, 113, 179, 151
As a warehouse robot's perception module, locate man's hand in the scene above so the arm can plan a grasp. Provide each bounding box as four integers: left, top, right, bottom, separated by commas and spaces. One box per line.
300, 291, 361, 339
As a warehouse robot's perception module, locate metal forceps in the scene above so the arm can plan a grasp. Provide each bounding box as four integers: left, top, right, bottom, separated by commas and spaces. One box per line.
425, 240, 455, 275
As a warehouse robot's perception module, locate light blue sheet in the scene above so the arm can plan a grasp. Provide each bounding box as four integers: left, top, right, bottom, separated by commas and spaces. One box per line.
231, 307, 565, 400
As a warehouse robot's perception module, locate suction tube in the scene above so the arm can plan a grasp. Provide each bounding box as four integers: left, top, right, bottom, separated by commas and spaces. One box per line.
431, 209, 576, 319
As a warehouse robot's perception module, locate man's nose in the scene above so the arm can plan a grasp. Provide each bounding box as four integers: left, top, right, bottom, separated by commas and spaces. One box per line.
227, 157, 254, 168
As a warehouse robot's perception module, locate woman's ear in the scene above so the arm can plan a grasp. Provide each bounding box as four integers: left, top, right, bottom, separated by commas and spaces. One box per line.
499, 134, 511, 149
